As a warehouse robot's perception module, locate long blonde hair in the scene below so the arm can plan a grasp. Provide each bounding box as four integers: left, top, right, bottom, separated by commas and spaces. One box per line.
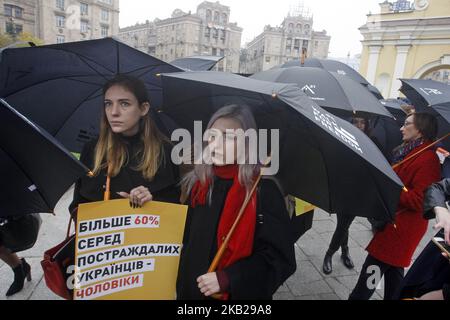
92, 75, 166, 180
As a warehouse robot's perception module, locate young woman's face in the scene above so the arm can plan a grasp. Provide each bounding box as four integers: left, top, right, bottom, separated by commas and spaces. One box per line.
400, 115, 422, 143
352, 117, 367, 132
207, 117, 244, 166
104, 85, 149, 136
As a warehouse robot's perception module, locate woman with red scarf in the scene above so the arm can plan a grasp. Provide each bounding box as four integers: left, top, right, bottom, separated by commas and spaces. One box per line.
176, 104, 296, 300
349, 112, 441, 300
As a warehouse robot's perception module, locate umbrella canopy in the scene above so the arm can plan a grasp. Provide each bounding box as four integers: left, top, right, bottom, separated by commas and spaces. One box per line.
0, 38, 182, 153
170, 55, 224, 71
400, 79, 450, 150
367, 84, 384, 100
280, 58, 370, 86
160, 71, 404, 221
400, 79, 450, 123
380, 99, 408, 126
251, 67, 393, 118
0, 99, 90, 217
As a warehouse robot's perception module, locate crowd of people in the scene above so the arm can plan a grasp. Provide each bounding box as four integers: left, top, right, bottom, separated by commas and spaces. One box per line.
1, 74, 449, 300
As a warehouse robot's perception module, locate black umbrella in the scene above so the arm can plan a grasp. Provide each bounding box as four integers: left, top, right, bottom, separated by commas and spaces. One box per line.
0, 38, 182, 153
160, 71, 404, 221
367, 84, 384, 100
251, 67, 393, 118
400, 79, 450, 123
170, 55, 224, 71
0, 99, 90, 217
380, 99, 408, 126
400, 79, 450, 150
280, 58, 370, 86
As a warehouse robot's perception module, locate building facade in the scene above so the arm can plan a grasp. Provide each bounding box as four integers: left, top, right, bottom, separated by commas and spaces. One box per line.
1, 0, 119, 44
152, 1, 242, 73
359, 0, 450, 98
241, 8, 331, 74
117, 20, 156, 55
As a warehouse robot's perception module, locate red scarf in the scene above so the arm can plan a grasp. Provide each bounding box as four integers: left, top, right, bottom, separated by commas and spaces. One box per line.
191, 165, 257, 297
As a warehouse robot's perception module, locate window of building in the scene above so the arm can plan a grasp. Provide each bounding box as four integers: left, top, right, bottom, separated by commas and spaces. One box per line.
101, 9, 109, 21
80, 3, 88, 15
302, 40, 309, 48
214, 11, 219, 23
4, 4, 23, 18
213, 28, 219, 39
56, 0, 65, 11
56, 14, 65, 28
56, 35, 65, 43
221, 13, 227, 24
99, 0, 112, 4
296, 24, 302, 30
294, 39, 300, 48
220, 49, 225, 56
206, 9, 212, 21
81, 20, 89, 33
5, 22, 22, 36
266, 56, 271, 63
204, 27, 211, 37
212, 48, 217, 56
101, 25, 109, 37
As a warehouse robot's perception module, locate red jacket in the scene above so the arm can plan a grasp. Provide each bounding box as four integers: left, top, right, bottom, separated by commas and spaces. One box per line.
367, 143, 441, 268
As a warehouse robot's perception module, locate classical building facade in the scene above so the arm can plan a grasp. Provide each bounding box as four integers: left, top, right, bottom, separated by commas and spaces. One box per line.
241, 7, 331, 74
152, 1, 242, 73
359, 0, 450, 98
1, 0, 119, 44
117, 20, 156, 55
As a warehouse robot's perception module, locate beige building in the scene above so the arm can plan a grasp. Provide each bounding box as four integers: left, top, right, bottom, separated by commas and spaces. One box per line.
0, 0, 36, 37
154, 1, 243, 73
241, 7, 331, 74
1, 0, 119, 44
117, 20, 156, 55
359, 0, 450, 99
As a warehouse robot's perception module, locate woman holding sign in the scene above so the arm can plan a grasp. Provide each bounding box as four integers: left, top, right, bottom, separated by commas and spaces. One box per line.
69, 75, 180, 217
176, 104, 296, 300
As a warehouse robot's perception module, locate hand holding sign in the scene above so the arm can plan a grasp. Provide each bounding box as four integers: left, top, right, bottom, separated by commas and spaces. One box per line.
117, 186, 153, 208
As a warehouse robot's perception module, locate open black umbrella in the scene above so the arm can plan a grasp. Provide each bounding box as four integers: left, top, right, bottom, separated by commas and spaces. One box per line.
251, 67, 393, 118
280, 58, 370, 86
400, 79, 450, 123
170, 55, 224, 71
160, 71, 404, 221
0, 99, 90, 217
0, 38, 182, 153
367, 84, 384, 100
400, 79, 450, 150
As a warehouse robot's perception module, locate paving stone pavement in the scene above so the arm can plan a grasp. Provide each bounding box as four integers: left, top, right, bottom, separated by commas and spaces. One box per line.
0, 187, 438, 300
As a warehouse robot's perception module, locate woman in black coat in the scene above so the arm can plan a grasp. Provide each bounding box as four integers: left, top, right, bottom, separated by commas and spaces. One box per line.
69, 74, 180, 217
397, 179, 450, 300
176, 104, 296, 300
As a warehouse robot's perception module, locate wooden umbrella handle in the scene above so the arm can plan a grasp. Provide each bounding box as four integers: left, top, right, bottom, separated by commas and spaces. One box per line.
104, 164, 111, 201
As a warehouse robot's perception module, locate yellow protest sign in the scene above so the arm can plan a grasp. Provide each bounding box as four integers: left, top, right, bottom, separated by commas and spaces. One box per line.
295, 198, 315, 216
73, 199, 187, 300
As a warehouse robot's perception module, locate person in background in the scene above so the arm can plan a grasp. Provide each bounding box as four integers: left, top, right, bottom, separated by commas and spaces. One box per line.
349, 113, 441, 300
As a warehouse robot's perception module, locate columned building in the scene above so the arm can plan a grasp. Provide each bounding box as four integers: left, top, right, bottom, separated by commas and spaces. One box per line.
359, 0, 450, 98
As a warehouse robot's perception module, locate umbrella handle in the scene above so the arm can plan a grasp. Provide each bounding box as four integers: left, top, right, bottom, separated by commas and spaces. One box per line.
104, 175, 111, 201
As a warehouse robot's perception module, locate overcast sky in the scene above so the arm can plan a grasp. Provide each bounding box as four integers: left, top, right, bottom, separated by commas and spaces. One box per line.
119, 0, 383, 58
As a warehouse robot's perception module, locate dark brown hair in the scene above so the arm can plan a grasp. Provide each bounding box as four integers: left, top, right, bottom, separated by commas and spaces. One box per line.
410, 113, 438, 141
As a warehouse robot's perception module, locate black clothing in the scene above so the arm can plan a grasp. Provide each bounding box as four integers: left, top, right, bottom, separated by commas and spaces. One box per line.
176, 178, 296, 300
69, 134, 180, 214
349, 254, 404, 300
327, 214, 355, 255
0, 214, 41, 253
423, 178, 450, 220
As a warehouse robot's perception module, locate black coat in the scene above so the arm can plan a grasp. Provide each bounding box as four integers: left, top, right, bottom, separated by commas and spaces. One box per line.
176, 177, 297, 300
424, 178, 450, 219
69, 134, 180, 213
